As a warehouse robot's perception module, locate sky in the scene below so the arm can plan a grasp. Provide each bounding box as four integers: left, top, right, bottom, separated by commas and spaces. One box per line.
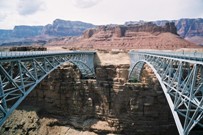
0, 0, 203, 29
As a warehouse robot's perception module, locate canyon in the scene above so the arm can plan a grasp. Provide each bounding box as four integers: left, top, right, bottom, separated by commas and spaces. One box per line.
0, 50, 178, 135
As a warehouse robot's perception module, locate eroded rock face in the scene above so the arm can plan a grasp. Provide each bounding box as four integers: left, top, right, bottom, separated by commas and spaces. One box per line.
83, 22, 177, 39
115, 26, 126, 37
83, 29, 96, 38
0, 62, 178, 135
50, 22, 199, 50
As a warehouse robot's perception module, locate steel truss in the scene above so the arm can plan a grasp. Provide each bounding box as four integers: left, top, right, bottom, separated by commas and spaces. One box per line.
0, 51, 95, 126
129, 51, 203, 135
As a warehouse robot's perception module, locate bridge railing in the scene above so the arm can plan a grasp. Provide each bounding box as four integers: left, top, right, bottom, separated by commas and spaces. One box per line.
136, 50, 203, 62
0, 51, 95, 59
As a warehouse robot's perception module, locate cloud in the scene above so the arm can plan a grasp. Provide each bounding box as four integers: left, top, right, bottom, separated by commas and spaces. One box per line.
175, 0, 203, 17
0, 12, 8, 22
17, 0, 45, 16
0, 0, 16, 22
72, 0, 101, 8
0, 0, 17, 10
0, 0, 9, 8
188, 0, 203, 17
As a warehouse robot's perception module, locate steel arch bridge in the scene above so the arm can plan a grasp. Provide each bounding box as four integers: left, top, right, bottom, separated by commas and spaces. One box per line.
0, 51, 95, 126
128, 50, 203, 135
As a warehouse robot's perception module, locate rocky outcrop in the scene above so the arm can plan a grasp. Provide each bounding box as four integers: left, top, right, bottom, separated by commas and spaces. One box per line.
83, 29, 96, 38
164, 22, 177, 34
115, 26, 126, 37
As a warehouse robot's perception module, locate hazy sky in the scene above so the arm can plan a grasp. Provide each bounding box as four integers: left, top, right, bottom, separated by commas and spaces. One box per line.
0, 0, 203, 29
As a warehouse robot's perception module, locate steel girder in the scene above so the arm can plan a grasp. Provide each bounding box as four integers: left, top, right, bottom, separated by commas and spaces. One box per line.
128, 51, 203, 135
0, 51, 95, 126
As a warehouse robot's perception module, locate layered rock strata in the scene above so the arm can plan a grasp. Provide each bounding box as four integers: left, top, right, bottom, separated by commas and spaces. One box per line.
48, 22, 200, 50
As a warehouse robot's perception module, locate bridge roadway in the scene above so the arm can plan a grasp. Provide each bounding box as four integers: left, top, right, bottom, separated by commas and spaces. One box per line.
129, 50, 203, 135
0, 51, 95, 127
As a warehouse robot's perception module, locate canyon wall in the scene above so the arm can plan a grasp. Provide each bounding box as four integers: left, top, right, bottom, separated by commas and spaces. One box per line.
49, 22, 199, 50
0, 19, 95, 45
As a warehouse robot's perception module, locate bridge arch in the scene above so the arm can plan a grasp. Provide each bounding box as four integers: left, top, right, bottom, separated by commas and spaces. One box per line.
70, 60, 95, 78
0, 51, 96, 126
129, 60, 182, 134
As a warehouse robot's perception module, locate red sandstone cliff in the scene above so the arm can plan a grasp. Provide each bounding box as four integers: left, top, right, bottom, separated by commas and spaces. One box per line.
47, 22, 201, 50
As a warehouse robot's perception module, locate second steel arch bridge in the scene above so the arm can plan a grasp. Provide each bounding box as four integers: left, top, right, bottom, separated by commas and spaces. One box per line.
128, 50, 203, 135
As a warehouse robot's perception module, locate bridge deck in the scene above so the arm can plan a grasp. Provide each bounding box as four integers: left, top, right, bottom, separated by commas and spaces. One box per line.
137, 51, 203, 62
0, 51, 95, 60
